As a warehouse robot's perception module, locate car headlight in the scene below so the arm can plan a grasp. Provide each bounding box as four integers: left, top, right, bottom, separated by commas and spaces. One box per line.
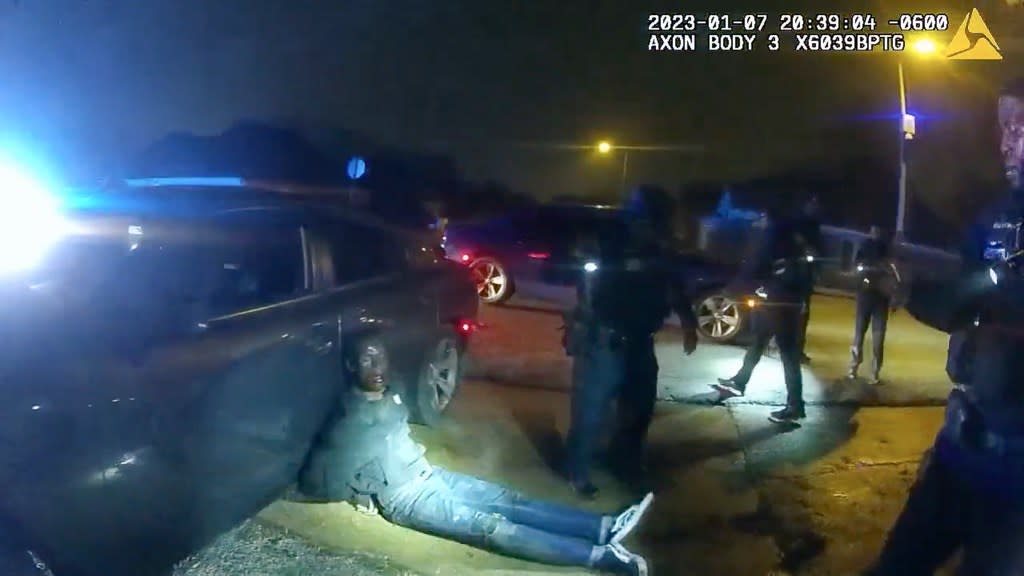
583, 261, 599, 273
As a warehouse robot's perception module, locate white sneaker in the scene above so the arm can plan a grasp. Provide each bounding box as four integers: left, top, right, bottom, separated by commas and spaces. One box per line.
608, 542, 649, 576
609, 492, 654, 544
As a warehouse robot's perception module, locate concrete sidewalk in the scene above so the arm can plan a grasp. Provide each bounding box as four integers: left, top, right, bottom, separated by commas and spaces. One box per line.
251, 380, 947, 576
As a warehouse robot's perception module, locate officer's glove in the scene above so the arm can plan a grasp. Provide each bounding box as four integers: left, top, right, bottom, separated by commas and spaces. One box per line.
682, 329, 698, 355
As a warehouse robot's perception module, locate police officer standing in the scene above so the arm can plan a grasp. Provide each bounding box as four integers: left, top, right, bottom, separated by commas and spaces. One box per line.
795, 196, 823, 364
847, 226, 894, 384
563, 186, 699, 498
713, 211, 815, 424
867, 78, 1024, 575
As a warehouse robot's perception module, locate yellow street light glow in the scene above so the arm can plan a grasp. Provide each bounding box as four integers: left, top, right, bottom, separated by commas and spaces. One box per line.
597, 141, 612, 154
911, 37, 937, 54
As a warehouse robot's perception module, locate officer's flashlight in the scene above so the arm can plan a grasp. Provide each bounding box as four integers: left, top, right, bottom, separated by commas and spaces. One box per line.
856, 264, 865, 273
805, 255, 815, 263
583, 261, 598, 273
990, 266, 1000, 285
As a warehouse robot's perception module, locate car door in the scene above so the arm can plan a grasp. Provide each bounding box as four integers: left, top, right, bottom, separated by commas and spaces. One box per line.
494, 207, 571, 302
2, 209, 343, 576
316, 217, 435, 393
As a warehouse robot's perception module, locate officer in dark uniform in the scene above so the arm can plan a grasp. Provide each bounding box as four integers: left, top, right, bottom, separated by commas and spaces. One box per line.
563, 186, 699, 498
866, 77, 1024, 575
713, 211, 816, 424
847, 226, 893, 384
795, 196, 823, 364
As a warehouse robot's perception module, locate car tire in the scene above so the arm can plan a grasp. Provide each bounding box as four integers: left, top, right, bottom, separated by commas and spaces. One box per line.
410, 329, 465, 427
695, 292, 745, 344
468, 257, 514, 304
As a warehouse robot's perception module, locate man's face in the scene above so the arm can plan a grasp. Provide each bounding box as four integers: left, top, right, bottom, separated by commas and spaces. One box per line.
999, 94, 1024, 188
357, 343, 388, 392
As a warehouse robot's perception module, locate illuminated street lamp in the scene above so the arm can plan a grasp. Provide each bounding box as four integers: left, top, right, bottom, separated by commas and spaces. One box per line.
895, 36, 939, 240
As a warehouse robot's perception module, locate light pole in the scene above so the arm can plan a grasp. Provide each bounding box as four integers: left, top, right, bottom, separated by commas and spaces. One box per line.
895, 37, 938, 241
597, 140, 629, 189
595, 141, 700, 191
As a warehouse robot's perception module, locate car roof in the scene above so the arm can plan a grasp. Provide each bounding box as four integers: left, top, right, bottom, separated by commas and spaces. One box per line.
64, 177, 367, 222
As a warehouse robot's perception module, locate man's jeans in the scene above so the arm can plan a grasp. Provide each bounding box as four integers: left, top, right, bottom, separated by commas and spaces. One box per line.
381, 468, 607, 567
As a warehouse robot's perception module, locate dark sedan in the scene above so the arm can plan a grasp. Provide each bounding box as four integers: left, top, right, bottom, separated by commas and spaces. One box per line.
0, 176, 477, 575
442, 203, 749, 343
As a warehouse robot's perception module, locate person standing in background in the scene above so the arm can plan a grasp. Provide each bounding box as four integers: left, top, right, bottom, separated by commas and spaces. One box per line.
847, 226, 894, 384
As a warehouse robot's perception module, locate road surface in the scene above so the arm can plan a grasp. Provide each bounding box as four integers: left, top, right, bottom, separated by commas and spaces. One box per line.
178, 295, 959, 575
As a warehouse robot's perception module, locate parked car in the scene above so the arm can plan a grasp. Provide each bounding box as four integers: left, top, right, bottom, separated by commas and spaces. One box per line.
0, 176, 477, 575
442, 203, 748, 343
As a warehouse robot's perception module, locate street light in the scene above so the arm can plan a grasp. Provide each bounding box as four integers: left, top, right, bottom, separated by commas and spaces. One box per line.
594, 141, 704, 191
895, 36, 939, 241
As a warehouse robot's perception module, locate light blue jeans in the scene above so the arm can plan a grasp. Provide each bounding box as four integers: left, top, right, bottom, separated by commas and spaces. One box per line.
381, 467, 608, 567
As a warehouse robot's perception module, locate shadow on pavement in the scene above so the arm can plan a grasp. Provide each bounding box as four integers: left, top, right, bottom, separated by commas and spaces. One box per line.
730, 405, 861, 572
509, 408, 566, 478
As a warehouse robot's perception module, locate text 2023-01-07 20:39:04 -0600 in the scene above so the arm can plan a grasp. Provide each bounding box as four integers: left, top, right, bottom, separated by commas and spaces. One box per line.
646, 12, 950, 52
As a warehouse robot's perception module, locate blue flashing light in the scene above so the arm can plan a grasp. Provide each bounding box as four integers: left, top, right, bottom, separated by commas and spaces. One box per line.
124, 176, 246, 188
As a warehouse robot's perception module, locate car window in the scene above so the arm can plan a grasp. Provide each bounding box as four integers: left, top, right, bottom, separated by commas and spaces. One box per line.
203, 223, 308, 316
325, 221, 407, 285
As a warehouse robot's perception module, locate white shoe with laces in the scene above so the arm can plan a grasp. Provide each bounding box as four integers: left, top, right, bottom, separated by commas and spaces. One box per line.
607, 542, 649, 576
609, 492, 655, 545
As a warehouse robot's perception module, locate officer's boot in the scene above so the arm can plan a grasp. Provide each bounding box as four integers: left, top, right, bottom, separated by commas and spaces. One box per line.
769, 404, 806, 425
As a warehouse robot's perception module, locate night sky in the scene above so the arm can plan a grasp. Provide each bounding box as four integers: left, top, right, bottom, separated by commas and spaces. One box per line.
0, 0, 1020, 220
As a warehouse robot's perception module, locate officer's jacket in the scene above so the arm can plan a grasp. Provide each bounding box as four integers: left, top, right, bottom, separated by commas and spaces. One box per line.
301, 388, 432, 503
575, 221, 698, 335
906, 188, 1024, 434
739, 219, 814, 304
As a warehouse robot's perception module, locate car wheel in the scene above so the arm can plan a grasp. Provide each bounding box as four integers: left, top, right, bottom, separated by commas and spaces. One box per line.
411, 330, 465, 427
469, 257, 514, 304
695, 293, 744, 344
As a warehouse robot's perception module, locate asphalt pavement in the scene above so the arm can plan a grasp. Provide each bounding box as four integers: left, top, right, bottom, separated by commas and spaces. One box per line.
180, 295, 958, 575
468, 294, 952, 407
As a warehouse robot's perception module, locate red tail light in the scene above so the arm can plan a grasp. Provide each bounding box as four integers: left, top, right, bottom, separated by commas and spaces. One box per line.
527, 252, 550, 260
459, 252, 472, 263
456, 319, 484, 335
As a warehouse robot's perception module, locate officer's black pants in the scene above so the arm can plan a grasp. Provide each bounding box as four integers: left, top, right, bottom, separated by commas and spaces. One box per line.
850, 289, 890, 376
567, 334, 658, 484
730, 305, 804, 409
868, 434, 1024, 575
797, 292, 812, 356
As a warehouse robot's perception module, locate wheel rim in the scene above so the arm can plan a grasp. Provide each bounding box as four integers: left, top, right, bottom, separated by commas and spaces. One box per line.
697, 295, 741, 339
426, 339, 459, 412
470, 260, 507, 302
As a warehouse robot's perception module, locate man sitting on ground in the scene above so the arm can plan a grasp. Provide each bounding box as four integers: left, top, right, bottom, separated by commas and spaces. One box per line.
301, 336, 654, 575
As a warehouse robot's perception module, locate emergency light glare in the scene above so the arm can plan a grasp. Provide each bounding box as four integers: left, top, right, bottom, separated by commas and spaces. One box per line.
583, 261, 599, 273
990, 267, 1000, 285
0, 161, 67, 274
